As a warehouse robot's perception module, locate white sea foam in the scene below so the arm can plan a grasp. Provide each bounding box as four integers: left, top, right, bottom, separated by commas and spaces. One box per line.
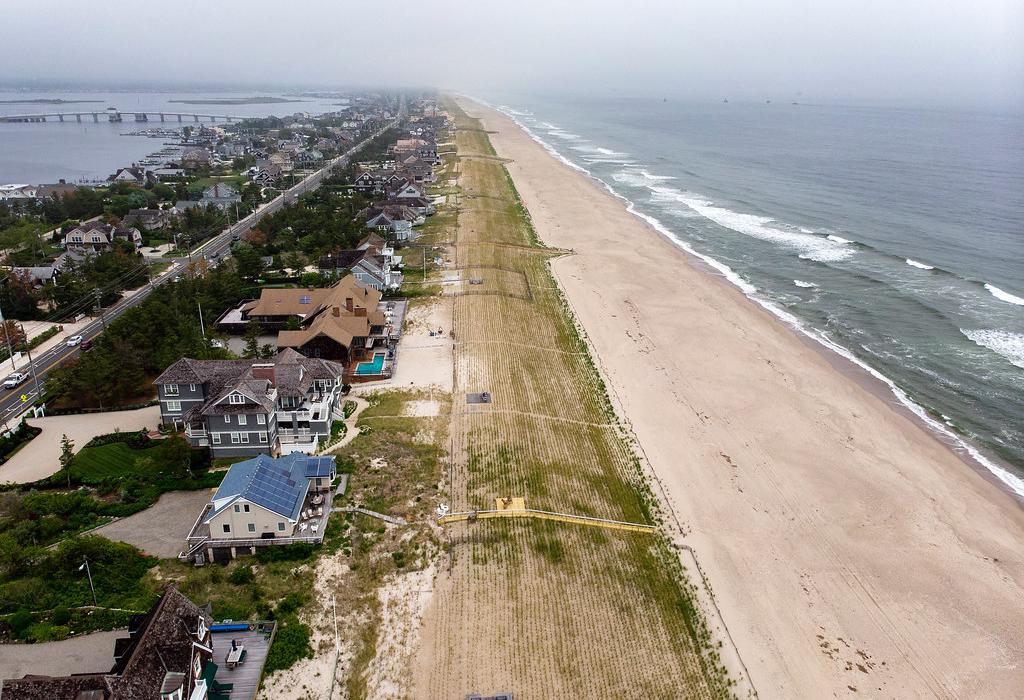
549, 131, 582, 140
571, 145, 628, 157
646, 186, 854, 262
484, 95, 1024, 499
961, 329, 1024, 370
906, 259, 935, 270
640, 170, 676, 181
985, 284, 1024, 306
827, 234, 852, 244
793, 280, 817, 288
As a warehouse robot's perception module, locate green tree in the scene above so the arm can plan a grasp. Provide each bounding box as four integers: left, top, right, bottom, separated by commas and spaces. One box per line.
242, 320, 262, 359
59, 434, 75, 488
232, 242, 264, 280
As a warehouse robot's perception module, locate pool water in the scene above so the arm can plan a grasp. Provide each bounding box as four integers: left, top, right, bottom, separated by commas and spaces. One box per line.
355, 353, 385, 375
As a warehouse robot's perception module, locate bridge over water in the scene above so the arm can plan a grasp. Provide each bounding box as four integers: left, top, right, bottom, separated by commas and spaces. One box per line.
0, 110, 247, 124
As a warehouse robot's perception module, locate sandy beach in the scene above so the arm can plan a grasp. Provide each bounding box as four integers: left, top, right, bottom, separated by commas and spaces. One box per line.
458, 97, 1024, 698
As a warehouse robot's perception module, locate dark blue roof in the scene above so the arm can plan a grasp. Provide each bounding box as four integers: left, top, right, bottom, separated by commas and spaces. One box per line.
305, 456, 335, 478
208, 453, 311, 521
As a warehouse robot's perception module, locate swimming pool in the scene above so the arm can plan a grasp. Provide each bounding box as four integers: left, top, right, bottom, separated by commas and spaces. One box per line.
355, 353, 386, 375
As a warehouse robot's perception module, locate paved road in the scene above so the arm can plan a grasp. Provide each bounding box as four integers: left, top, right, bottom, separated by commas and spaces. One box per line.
0, 114, 400, 428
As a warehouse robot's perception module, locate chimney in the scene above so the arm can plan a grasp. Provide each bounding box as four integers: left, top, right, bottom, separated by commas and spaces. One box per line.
252, 363, 275, 386
345, 297, 353, 312
355, 307, 367, 317
332, 307, 340, 317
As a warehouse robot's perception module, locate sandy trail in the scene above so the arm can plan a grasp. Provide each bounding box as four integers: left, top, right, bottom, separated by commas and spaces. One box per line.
460, 97, 1024, 698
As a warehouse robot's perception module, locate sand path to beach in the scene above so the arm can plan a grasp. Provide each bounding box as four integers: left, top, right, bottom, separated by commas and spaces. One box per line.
460, 97, 1024, 699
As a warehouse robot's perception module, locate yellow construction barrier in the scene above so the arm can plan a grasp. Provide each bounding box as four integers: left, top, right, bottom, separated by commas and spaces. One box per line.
438, 497, 656, 534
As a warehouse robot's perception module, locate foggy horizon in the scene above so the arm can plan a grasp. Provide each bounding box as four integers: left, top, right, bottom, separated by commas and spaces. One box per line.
1, 0, 1022, 108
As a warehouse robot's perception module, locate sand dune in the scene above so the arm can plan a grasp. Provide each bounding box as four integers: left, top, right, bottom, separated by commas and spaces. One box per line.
460, 97, 1024, 698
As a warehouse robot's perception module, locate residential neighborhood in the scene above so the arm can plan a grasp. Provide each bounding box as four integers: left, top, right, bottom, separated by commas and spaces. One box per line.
0, 92, 454, 699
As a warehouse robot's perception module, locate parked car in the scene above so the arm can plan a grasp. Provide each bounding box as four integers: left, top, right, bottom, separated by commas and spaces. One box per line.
3, 372, 27, 389
66, 335, 84, 347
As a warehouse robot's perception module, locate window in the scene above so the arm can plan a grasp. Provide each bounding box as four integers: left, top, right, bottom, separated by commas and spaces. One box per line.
167, 400, 181, 413
230, 433, 240, 444
259, 433, 268, 444
243, 504, 250, 513
222, 524, 231, 533
247, 523, 255, 532
229, 393, 245, 405
238, 414, 247, 426
224, 415, 230, 424
241, 433, 250, 444
233, 504, 240, 513
211, 433, 221, 445
189, 383, 197, 392
165, 384, 179, 396
278, 522, 286, 531
257, 414, 266, 425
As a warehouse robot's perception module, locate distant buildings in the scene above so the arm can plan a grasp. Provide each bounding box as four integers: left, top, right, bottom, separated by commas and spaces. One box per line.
63, 220, 142, 253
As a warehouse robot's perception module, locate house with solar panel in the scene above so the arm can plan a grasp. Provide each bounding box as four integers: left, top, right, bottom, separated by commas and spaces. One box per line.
183, 453, 336, 561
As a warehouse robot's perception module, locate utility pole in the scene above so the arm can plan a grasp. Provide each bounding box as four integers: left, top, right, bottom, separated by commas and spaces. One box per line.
197, 300, 206, 338
93, 289, 106, 330
20, 323, 41, 400
79, 559, 98, 606
0, 304, 16, 370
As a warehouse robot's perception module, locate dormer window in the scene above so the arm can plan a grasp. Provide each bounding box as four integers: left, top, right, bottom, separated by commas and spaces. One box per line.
229, 394, 245, 405
197, 616, 207, 642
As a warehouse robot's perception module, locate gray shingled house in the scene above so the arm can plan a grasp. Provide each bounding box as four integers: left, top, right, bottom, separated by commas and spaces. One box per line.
0, 586, 215, 700
154, 349, 345, 458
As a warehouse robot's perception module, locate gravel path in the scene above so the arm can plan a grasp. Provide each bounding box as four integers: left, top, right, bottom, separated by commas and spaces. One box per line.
92, 489, 214, 559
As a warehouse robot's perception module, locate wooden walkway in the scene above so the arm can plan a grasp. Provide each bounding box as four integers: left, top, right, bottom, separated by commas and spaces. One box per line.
333, 505, 408, 526
438, 505, 656, 534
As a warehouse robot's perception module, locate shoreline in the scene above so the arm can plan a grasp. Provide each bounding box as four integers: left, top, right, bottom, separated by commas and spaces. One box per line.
480, 96, 1024, 504
459, 95, 1024, 697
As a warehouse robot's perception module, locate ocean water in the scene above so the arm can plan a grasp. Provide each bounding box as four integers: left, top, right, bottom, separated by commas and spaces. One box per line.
0, 89, 344, 184
482, 94, 1024, 497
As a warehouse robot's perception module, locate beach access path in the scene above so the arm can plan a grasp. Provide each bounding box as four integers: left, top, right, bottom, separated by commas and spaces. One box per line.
459, 97, 1024, 698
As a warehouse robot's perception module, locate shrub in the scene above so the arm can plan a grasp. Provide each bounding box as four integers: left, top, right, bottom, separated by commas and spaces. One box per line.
255, 543, 316, 564
50, 606, 71, 626
264, 615, 312, 674
7, 609, 33, 638
228, 565, 255, 585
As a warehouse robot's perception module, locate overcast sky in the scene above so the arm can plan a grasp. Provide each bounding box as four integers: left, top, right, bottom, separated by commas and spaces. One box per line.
1, 0, 1022, 106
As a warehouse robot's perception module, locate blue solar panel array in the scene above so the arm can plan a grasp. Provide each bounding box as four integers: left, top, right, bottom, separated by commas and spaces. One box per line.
244, 463, 302, 518
305, 456, 335, 478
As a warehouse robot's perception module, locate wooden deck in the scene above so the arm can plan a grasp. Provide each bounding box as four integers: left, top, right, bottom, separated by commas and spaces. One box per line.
210, 628, 272, 700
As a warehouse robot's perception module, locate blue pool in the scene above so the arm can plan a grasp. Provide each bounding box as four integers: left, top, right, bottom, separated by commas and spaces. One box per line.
355, 353, 385, 375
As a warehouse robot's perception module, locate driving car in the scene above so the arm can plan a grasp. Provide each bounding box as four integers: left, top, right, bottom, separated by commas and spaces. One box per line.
66, 335, 84, 347
3, 372, 27, 389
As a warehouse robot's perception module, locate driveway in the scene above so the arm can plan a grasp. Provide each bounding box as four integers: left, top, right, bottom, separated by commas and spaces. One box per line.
93, 489, 214, 559
0, 405, 161, 484
0, 630, 124, 680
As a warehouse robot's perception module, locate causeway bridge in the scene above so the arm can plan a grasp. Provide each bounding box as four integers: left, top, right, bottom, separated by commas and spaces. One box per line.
0, 110, 246, 124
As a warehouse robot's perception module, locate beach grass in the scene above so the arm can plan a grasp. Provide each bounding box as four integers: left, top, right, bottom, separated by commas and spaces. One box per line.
411, 98, 731, 698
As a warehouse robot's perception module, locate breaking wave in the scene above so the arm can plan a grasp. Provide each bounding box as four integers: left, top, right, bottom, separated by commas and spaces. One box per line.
962, 329, 1024, 370
906, 259, 935, 270
985, 284, 1024, 306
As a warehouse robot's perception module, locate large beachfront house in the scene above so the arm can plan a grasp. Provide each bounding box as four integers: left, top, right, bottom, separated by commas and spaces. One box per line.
154, 349, 346, 457
182, 453, 335, 562
1, 586, 214, 700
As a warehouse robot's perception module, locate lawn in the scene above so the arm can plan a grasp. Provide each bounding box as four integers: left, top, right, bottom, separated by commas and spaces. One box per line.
70, 441, 168, 483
